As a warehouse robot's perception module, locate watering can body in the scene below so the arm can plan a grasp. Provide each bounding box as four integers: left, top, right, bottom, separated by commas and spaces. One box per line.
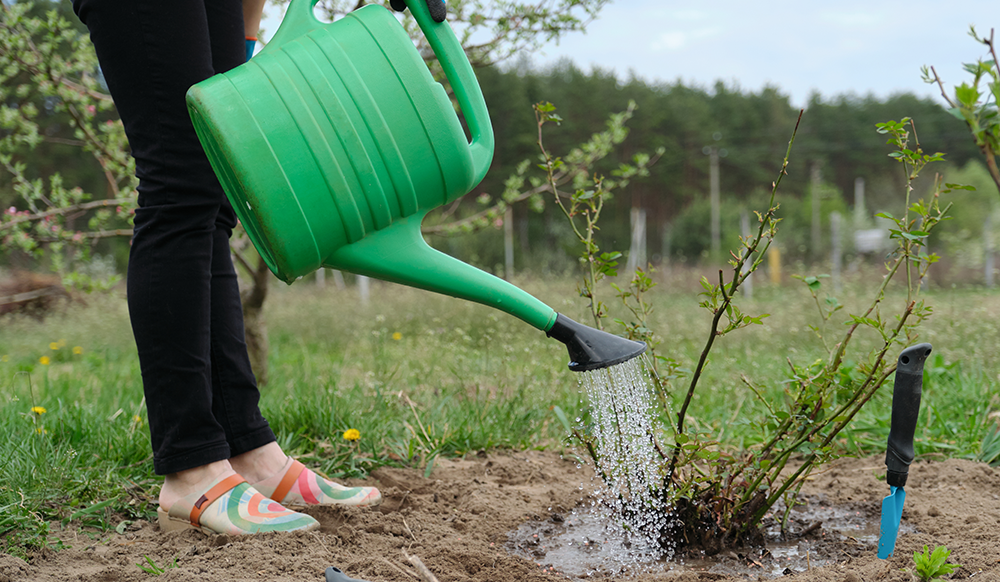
186, 0, 647, 370
187, 0, 557, 331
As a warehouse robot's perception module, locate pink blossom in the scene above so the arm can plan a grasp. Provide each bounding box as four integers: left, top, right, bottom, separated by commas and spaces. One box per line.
87, 105, 96, 114
6, 207, 14, 215
72, 232, 83, 242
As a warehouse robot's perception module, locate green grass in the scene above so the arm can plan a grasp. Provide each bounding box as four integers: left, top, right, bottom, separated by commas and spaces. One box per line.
2, 272, 999, 557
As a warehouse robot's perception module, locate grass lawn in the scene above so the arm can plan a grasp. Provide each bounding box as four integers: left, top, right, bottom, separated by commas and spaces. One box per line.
2, 268, 998, 556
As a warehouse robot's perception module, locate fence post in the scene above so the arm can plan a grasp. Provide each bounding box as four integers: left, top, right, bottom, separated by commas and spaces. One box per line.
332, 270, 346, 290
831, 211, 842, 292
853, 177, 866, 227
986, 212, 995, 288
661, 222, 672, 269
811, 161, 822, 260
769, 246, 782, 286
709, 146, 721, 258
504, 205, 514, 281
358, 275, 370, 305
740, 210, 753, 299
627, 207, 647, 274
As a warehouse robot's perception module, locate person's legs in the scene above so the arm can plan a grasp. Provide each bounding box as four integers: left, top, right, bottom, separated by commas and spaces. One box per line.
74, 0, 380, 516
72, 0, 273, 492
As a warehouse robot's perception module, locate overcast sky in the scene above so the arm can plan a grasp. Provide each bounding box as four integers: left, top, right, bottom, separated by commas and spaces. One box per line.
261, 1, 999, 108
523, 0, 998, 108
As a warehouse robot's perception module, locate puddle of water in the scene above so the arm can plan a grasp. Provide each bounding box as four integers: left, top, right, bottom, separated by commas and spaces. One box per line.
507, 496, 915, 579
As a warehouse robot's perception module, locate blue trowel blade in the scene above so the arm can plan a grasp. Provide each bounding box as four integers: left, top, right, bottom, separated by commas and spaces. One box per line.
877, 485, 905, 559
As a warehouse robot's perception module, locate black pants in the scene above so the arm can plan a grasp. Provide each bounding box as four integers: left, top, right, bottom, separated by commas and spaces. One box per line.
73, 0, 276, 474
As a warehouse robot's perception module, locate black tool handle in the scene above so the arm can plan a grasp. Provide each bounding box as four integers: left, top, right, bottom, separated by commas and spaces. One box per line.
885, 343, 932, 487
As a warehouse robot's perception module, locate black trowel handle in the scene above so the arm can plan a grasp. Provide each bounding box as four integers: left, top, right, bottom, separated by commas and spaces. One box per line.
885, 343, 932, 488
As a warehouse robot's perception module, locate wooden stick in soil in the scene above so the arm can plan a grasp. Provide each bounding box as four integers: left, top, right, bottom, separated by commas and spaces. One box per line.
404, 552, 440, 582
380, 558, 421, 581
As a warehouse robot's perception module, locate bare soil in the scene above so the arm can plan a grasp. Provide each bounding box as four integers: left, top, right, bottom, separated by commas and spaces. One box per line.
2, 451, 999, 582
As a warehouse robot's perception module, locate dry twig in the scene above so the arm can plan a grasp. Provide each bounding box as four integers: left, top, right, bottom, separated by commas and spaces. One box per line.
403, 551, 440, 582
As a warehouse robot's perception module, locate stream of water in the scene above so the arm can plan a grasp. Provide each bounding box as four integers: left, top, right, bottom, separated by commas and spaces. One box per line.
577, 358, 673, 556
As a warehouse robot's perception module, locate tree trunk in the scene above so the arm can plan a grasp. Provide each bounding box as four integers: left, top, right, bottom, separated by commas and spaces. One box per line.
240, 257, 271, 386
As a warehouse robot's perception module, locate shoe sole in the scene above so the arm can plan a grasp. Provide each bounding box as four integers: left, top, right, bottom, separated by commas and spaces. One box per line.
282, 491, 383, 510
156, 507, 320, 535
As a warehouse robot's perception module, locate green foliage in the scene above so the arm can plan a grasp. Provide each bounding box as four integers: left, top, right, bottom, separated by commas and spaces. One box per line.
303, 0, 609, 68
551, 108, 957, 550
532, 101, 661, 327
912, 545, 961, 582
976, 421, 1000, 466
922, 26, 1000, 198
0, 1, 136, 279
136, 555, 178, 576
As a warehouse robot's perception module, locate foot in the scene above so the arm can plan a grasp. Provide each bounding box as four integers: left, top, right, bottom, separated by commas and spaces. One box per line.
159, 459, 234, 511
157, 469, 318, 535
229, 441, 289, 484
252, 457, 382, 508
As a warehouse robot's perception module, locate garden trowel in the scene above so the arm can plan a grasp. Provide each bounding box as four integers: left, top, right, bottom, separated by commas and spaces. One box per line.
877, 343, 932, 559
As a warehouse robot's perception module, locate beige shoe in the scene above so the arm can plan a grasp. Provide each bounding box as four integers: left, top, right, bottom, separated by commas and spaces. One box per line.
156, 473, 319, 535
252, 458, 381, 508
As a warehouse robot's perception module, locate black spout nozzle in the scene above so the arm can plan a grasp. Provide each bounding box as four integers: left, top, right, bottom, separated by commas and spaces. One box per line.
546, 313, 646, 372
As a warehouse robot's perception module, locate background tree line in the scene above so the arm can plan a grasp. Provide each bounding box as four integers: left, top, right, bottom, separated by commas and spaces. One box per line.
441, 61, 984, 274
1, 0, 988, 281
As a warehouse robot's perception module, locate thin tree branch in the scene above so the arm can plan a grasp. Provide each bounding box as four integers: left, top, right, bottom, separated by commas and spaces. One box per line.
0, 198, 133, 231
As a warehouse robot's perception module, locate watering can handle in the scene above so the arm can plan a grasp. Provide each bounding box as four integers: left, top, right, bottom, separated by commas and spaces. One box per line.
268, 0, 494, 186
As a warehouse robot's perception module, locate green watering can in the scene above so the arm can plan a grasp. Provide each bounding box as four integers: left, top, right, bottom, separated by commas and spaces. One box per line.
185, 0, 643, 371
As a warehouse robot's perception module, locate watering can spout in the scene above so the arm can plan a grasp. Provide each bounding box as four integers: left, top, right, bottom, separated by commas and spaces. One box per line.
546, 314, 646, 372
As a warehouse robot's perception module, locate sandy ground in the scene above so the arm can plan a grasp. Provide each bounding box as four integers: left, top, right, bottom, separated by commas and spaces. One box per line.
1, 450, 998, 582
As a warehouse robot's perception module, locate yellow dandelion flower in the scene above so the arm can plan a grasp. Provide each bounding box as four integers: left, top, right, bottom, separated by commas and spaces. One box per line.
73, 346, 83, 355
1, 355, 8, 362
36, 427, 47, 435
392, 332, 402, 341
132, 415, 142, 424
31, 406, 47, 415
39, 356, 50, 365
342, 428, 361, 441
49, 342, 60, 350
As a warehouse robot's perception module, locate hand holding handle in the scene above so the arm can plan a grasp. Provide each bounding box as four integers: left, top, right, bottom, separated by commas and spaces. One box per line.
390, 0, 447, 22
885, 343, 932, 487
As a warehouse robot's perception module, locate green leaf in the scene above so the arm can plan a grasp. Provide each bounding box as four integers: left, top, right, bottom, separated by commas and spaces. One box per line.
945, 183, 976, 191
69, 498, 117, 521
955, 82, 981, 107
552, 406, 573, 434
